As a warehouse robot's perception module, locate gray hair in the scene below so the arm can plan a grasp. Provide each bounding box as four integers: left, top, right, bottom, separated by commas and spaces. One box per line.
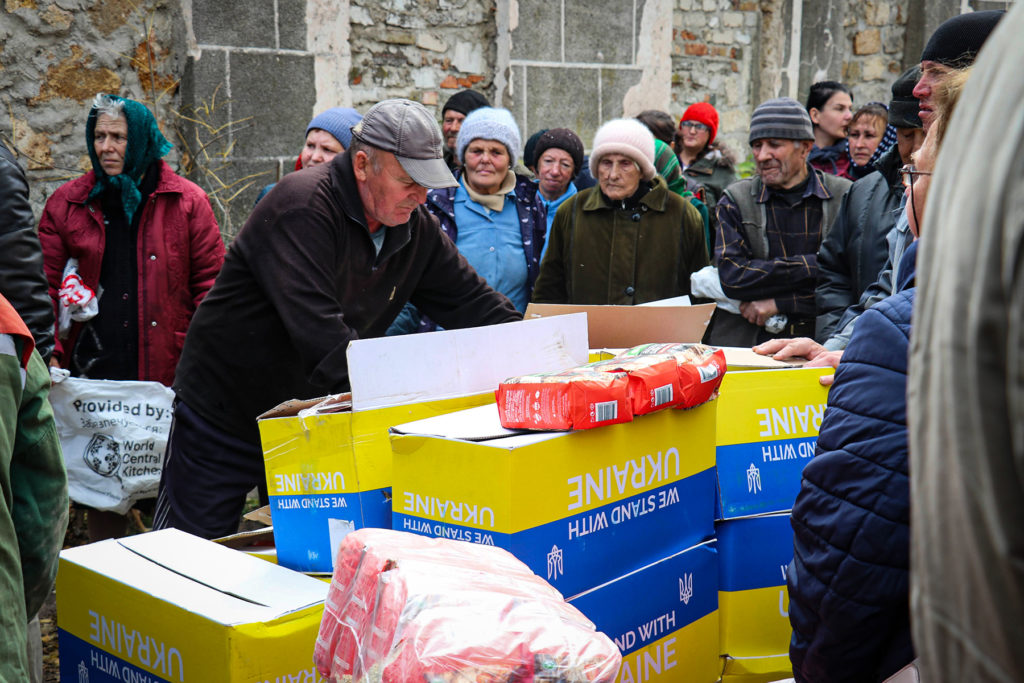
91, 93, 125, 120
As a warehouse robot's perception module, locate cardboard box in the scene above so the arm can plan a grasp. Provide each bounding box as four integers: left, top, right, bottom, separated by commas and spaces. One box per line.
57, 528, 329, 683
389, 400, 717, 598
714, 368, 831, 519
717, 513, 795, 680
568, 541, 720, 683
525, 301, 715, 348
258, 315, 590, 573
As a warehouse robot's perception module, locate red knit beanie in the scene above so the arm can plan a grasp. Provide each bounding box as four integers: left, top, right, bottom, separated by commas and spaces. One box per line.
679, 102, 719, 144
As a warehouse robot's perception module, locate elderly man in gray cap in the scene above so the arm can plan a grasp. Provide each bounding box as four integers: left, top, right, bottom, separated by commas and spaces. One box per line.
154, 98, 520, 539
707, 97, 850, 346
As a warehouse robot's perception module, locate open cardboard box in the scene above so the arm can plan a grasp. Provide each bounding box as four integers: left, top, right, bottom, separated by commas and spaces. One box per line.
525, 300, 715, 349
57, 528, 328, 682
257, 314, 590, 573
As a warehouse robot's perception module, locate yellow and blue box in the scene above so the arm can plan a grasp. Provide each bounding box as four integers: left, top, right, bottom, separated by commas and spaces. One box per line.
568, 541, 721, 683
389, 401, 717, 599
258, 315, 590, 573
714, 368, 830, 520
56, 528, 329, 683
717, 512, 795, 681
259, 392, 493, 573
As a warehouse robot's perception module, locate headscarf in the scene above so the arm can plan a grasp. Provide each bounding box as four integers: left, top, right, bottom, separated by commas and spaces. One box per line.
86, 94, 172, 223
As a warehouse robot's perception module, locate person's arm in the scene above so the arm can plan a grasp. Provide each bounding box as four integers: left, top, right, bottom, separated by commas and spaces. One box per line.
183, 182, 226, 311
531, 198, 573, 304
408, 216, 521, 330
36, 193, 70, 365
815, 191, 857, 342
714, 196, 817, 312
8, 348, 68, 618
0, 151, 55, 363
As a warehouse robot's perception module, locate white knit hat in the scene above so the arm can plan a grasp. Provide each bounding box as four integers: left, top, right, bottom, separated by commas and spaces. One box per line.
455, 107, 522, 168
589, 118, 656, 181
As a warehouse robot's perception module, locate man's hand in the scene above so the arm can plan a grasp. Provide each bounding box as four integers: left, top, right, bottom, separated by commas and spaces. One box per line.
739, 298, 778, 326
752, 337, 843, 386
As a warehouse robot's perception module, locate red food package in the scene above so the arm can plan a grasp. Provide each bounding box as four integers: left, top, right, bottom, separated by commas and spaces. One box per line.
585, 355, 684, 415
314, 528, 621, 683
496, 367, 632, 430
616, 343, 727, 408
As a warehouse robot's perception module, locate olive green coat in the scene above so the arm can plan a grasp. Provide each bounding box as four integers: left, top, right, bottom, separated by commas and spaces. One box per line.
532, 175, 709, 304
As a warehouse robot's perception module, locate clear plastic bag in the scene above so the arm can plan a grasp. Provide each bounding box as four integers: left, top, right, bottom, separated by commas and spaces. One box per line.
315, 529, 621, 682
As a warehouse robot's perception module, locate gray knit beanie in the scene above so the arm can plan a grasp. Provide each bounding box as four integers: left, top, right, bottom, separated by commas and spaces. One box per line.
748, 97, 815, 144
455, 107, 522, 167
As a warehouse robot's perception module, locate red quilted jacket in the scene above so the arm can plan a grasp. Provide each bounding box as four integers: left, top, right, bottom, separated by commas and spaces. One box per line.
38, 161, 225, 386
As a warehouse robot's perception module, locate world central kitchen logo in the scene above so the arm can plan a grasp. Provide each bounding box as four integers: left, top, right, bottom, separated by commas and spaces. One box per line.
84, 434, 121, 477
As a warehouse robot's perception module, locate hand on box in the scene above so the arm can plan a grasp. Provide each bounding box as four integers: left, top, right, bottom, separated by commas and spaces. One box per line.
753, 337, 842, 386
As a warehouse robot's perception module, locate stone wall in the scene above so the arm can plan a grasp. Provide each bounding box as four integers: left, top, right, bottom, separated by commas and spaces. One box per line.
1, 0, 982, 237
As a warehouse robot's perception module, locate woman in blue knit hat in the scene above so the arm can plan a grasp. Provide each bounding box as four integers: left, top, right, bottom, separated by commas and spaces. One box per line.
38, 93, 225, 541
255, 107, 363, 203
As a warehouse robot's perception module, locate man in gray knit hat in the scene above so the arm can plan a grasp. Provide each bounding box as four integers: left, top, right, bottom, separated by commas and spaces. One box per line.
706, 97, 850, 346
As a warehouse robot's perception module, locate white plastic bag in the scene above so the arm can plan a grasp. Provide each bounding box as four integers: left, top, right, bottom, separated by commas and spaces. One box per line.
57, 258, 98, 338
48, 368, 175, 514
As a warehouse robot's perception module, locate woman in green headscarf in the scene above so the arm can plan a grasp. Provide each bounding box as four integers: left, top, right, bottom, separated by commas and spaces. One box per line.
39, 93, 226, 541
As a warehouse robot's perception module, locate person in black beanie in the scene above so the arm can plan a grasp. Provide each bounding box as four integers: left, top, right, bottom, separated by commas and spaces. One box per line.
530, 128, 585, 259
914, 9, 1004, 128
440, 89, 489, 170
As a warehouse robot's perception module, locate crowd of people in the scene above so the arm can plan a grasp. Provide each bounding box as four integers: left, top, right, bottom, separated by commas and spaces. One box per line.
0, 6, 1021, 683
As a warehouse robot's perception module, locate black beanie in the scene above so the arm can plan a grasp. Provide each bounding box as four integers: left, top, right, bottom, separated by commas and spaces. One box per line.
888, 66, 922, 129
532, 128, 585, 176
523, 129, 549, 169
442, 89, 489, 117
920, 10, 1004, 69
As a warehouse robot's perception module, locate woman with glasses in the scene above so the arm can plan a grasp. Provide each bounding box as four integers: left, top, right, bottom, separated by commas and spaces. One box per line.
673, 102, 737, 212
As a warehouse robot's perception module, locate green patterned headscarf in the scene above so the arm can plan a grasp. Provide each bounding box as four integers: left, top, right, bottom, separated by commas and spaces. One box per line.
86, 94, 172, 223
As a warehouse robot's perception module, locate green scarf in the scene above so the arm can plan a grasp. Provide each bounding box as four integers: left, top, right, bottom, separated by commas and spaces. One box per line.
86, 95, 172, 223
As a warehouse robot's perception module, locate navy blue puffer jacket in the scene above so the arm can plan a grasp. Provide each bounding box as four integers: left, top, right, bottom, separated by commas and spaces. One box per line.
787, 243, 917, 682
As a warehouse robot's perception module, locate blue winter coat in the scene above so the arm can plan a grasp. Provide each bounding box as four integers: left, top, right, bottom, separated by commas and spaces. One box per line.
787, 241, 918, 683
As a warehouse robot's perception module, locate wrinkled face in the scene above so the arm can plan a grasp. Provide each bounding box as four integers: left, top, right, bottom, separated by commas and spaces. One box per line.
597, 153, 642, 200
463, 139, 511, 195
809, 92, 853, 143
536, 147, 574, 200
913, 60, 954, 131
751, 138, 811, 189
847, 116, 884, 166
895, 127, 926, 166
94, 113, 128, 176
678, 121, 711, 152
353, 150, 428, 230
905, 127, 938, 238
442, 110, 466, 151
299, 128, 343, 169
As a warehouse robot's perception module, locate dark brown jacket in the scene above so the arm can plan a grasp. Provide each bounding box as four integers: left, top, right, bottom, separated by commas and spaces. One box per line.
532, 175, 708, 305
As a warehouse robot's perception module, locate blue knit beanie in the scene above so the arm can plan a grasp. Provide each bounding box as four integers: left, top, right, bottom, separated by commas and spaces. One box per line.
306, 107, 363, 149
455, 107, 522, 167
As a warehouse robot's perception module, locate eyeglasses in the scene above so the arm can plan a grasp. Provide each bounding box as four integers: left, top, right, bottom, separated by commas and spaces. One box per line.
900, 165, 933, 231
899, 165, 932, 189
679, 121, 710, 133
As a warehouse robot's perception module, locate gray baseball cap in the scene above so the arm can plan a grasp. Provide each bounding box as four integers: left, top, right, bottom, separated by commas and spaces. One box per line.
350, 98, 458, 189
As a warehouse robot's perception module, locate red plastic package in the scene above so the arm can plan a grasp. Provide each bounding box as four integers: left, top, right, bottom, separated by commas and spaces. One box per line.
314, 528, 621, 683
615, 343, 727, 408
496, 367, 633, 430
584, 355, 684, 415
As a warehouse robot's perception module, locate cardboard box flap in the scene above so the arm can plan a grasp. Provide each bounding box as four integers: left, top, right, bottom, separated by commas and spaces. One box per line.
347, 314, 589, 412
391, 403, 563, 447
257, 393, 352, 421
524, 302, 714, 348
719, 347, 806, 368
118, 529, 327, 610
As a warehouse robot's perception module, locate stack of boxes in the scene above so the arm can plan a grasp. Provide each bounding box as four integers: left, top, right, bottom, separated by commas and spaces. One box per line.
390, 399, 722, 682
713, 367, 831, 682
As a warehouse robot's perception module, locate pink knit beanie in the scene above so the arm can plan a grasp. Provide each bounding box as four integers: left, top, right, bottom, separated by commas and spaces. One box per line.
589, 118, 657, 181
